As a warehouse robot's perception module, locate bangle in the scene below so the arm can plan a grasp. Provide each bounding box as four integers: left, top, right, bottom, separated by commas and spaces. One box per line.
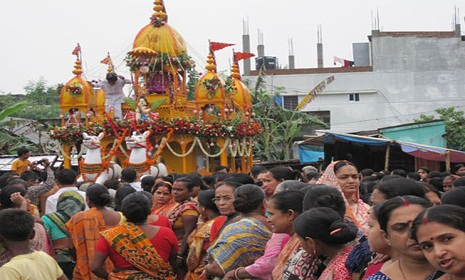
177, 255, 184, 259
234, 267, 244, 280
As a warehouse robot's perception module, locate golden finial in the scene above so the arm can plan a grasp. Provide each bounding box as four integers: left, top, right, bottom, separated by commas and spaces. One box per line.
206, 52, 217, 73
151, 0, 167, 27
72, 58, 83, 76
231, 60, 241, 80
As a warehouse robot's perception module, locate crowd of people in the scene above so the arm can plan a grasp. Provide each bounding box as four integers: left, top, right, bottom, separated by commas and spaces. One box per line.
1, 147, 465, 279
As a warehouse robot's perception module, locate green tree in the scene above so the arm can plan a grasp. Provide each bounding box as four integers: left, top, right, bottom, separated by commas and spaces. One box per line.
414, 107, 465, 151
18, 79, 61, 119
252, 71, 327, 161
0, 101, 33, 154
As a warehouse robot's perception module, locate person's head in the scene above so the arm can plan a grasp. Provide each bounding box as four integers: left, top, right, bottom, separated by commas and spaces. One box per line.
0, 185, 27, 209
407, 172, 421, 181
5, 178, 28, 190
302, 165, 318, 182
121, 167, 137, 183
442, 175, 457, 192
197, 189, 220, 218
294, 207, 358, 255
303, 185, 346, 218
172, 177, 195, 202
267, 190, 304, 234
0, 209, 34, 242
453, 177, 465, 188
377, 196, 432, 260
333, 161, 359, 199
417, 166, 430, 180
223, 173, 254, 185
412, 204, 465, 276
391, 169, 407, 178
420, 182, 441, 206
366, 203, 391, 256
16, 147, 30, 159
188, 173, 208, 198
201, 175, 215, 189
215, 165, 229, 173
152, 181, 173, 205
440, 186, 465, 207
121, 192, 151, 224
0, 173, 20, 189
104, 178, 122, 190
56, 169, 77, 187
114, 184, 136, 211
86, 183, 111, 207
19, 171, 40, 187
371, 178, 426, 205
106, 72, 118, 84
56, 191, 86, 219
360, 168, 374, 178
140, 176, 156, 193
454, 163, 465, 176
250, 165, 267, 182
213, 181, 241, 216
262, 166, 296, 198
275, 180, 309, 193
233, 184, 266, 214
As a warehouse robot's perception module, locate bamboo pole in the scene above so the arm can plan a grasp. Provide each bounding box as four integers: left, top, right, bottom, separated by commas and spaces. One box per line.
445, 150, 451, 172
384, 143, 391, 171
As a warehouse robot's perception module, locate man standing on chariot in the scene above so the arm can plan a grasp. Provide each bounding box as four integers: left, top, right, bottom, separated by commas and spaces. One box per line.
93, 72, 132, 119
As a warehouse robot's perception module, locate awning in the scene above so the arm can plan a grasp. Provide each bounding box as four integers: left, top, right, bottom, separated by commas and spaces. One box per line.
398, 141, 465, 163
321, 132, 391, 146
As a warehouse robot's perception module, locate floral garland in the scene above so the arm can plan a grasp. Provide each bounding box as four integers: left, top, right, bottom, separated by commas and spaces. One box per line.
66, 82, 83, 95
48, 118, 263, 146
224, 76, 236, 95
126, 52, 195, 72
201, 77, 221, 98
49, 123, 104, 145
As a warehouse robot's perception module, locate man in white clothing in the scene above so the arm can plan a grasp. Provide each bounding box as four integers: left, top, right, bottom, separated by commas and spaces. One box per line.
93, 72, 132, 119
45, 169, 87, 214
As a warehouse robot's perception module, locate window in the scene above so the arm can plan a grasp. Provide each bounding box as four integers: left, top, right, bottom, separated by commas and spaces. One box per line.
283, 96, 299, 110
349, 93, 360, 102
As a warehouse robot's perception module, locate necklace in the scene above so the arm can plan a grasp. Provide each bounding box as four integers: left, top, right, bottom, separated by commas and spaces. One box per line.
398, 260, 407, 280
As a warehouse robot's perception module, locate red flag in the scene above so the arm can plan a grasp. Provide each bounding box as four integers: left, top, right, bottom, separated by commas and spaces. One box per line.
210, 42, 235, 52
72, 44, 81, 55
100, 57, 111, 64
234, 52, 255, 61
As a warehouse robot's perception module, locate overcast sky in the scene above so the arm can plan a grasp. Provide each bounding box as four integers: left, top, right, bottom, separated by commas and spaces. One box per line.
1, 0, 464, 94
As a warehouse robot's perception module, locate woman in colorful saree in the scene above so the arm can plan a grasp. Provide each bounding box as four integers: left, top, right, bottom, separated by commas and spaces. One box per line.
365, 196, 438, 280
317, 161, 370, 233
185, 189, 221, 280
42, 191, 86, 279
204, 184, 272, 279
91, 191, 178, 280
151, 181, 176, 217
66, 183, 123, 279
295, 207, 359, 280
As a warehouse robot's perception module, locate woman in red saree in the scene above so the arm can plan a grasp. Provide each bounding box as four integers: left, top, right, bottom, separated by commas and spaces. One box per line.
91, 191, 178, 280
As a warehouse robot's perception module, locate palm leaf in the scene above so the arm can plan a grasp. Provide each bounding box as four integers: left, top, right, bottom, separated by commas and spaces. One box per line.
150, 98, 167, 110
124, 98, 138, 110
0, 101, 28, 122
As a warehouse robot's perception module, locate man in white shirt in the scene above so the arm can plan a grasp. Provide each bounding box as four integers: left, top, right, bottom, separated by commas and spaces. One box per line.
45, 169, 87, 214
93, 72, 132, 119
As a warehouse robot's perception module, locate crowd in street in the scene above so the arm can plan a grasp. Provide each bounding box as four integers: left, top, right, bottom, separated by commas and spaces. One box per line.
1, 146, 465, 279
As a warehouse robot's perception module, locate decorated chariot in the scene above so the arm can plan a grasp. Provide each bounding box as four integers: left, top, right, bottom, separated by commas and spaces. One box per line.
49, 0, 261, 180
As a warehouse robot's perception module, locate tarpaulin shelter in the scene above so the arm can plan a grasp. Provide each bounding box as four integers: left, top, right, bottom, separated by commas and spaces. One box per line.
298, 132, 465, 172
